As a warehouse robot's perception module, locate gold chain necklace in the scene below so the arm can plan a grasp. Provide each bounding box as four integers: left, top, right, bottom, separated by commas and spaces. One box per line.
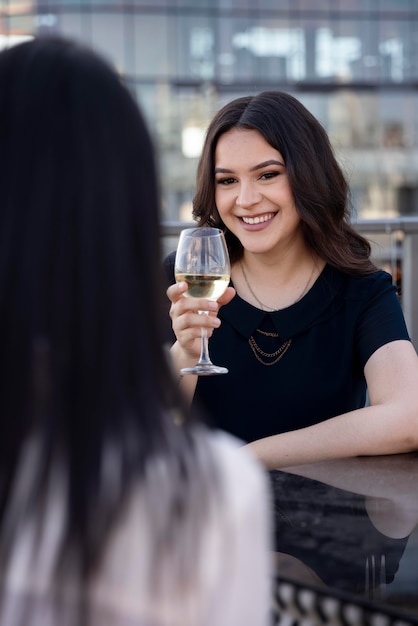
248, 330, 292, 366
239, 259, 315, 366
240, 259, 315, 312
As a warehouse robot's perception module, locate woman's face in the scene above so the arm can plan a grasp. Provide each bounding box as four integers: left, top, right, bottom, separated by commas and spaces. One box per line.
214, 127, 303, 258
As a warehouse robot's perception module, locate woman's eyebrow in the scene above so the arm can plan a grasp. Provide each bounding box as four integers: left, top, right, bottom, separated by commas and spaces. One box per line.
214, 159, 285, 174
214, 167, 233, 174
250, 159, 285, 171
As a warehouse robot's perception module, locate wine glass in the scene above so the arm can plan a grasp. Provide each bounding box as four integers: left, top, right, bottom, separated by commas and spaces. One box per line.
175, 227, 230, 376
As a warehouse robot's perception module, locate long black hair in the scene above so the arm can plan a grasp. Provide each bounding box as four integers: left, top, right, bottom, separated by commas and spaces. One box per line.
0, 36, 218, 606
194, 91, 376, 273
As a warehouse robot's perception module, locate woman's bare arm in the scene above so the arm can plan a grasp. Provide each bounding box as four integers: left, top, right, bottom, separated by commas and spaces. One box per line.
246, 340, 418, 468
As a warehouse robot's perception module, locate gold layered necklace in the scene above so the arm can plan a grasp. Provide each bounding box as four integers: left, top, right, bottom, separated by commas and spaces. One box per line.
248, 329, 292, 366
239, 259, 315, 366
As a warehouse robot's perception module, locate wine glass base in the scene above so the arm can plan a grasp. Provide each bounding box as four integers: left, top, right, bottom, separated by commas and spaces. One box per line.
180, 364, 228, 376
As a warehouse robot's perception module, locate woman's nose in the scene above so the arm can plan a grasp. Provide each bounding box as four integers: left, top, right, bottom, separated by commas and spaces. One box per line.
236, 182, 261, 208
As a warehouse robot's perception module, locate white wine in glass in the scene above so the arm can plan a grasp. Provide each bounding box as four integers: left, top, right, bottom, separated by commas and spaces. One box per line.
175, 227, 230, 376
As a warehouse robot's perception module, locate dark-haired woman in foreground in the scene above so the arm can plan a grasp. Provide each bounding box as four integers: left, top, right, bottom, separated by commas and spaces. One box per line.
0, 38, 271, 625
166, 91, 418, 469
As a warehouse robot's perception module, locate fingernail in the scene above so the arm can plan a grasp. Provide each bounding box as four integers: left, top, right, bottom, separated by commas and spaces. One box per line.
207, 301, 218, 310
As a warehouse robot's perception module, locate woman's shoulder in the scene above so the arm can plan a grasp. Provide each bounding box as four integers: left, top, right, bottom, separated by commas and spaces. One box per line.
325, 265, 397, 301
181, 427, 270, 527
196, 427, 268, 498
163, 251, 176, 285
347, 267, 393, 286
164, 250, 176, 266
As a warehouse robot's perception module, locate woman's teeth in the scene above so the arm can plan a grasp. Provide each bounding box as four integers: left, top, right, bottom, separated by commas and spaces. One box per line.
242, 213, 274, 225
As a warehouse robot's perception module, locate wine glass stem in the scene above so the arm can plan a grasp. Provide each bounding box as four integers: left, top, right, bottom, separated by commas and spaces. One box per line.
197, 311, 213, 366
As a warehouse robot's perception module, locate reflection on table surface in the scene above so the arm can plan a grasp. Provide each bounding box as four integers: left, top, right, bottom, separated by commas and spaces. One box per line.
269, 453, 418, 625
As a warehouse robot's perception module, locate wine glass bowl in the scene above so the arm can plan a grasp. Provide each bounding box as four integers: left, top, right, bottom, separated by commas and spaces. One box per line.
175, 227, 230, 376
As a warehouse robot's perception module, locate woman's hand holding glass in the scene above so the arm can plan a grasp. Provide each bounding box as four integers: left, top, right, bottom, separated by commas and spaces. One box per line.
169, 227, 235, 376
168, 280, 235, 364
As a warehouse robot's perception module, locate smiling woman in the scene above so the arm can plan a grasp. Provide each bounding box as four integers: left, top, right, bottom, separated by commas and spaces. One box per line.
165, 90, 418, 470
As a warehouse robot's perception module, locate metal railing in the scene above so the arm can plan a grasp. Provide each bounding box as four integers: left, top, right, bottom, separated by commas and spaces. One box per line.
161, 217, 418, 348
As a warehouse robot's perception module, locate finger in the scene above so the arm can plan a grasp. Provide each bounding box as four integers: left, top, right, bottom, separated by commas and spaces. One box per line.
217, 286, 236, 307
167, 281, 188, 303
174, 310, 220, 332
174, 297, 219, 316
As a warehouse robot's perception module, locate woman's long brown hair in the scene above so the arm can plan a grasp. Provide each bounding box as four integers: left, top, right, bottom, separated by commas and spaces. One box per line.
193, 90, 376, 274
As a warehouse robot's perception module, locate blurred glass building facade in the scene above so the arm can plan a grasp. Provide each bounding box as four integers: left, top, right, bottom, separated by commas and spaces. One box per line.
2, 0, 418, 222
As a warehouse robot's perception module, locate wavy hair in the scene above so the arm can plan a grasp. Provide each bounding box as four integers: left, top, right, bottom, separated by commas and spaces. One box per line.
194, 91, 376, 273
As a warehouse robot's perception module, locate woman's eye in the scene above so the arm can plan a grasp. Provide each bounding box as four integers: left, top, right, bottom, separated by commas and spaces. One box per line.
216, 177, 236, 185
260, 171, 279, 180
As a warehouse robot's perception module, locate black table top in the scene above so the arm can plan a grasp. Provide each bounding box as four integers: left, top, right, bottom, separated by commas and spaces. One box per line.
269, 453, 418, 624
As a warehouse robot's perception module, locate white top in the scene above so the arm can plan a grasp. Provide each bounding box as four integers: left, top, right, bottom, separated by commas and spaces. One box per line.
0, 430, 272, 626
